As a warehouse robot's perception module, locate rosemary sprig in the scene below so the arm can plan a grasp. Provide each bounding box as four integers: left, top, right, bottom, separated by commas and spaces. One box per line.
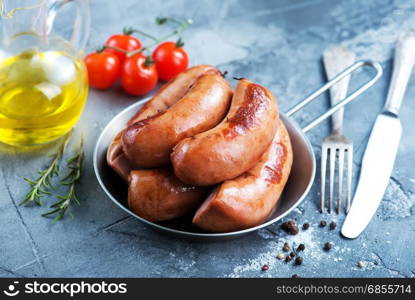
42, 138, 84, 221
42, 137, 84, 221
20, 133, 71, 206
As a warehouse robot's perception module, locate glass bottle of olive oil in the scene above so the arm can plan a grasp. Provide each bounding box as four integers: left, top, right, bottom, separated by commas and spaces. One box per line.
0, 49, 88, 145
0, 0, 90, 146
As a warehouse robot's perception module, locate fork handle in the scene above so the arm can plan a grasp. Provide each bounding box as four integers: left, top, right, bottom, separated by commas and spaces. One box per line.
323, 46, 356, 135
384, 30, 415, 116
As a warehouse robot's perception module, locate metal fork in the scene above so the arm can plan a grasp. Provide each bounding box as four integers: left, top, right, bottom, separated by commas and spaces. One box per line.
321, 46, 356, 214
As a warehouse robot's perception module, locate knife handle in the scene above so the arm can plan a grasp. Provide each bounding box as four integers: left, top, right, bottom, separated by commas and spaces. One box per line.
384, 30, 415, 116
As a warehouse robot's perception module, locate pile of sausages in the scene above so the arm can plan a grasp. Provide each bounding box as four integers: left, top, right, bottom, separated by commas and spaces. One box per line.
107, 65, 293, 233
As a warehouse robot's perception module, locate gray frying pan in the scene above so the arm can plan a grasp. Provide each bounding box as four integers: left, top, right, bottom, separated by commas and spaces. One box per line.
93, 60, 382, 241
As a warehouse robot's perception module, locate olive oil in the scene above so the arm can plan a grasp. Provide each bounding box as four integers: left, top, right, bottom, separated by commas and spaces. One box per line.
0, 50, 88, 145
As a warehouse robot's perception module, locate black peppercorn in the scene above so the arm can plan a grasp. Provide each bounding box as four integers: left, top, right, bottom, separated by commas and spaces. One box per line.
323, 242, 332, 251
262, 264, 269, 271
285, 255, 292, 263
319, 220, 327, 227
282, 242, 290, 252
302, 222, 309, 230
294, 256, 303, 265
290, 251, 296, 258
281, 220, 299, 235
292, 274, 300, 278
297, 244, 305, 251
329, 221, 337, 230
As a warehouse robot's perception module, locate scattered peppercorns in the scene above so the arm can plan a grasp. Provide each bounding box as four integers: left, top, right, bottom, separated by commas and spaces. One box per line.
290, 251, 296, 258
323, 242, 332, 251
262, 264, 269, 271
285, 255, 292, 263
357, 261, 364, 268
276, 253, 285, 260
302, 222, 309, 230
281, 220, 299, 235
292, 274, 300, 278
297, 244, 305, 252
319, 220, 327, 227
294, 256, 303, 265
282, 242, 290, 252
329, 221, 337, 230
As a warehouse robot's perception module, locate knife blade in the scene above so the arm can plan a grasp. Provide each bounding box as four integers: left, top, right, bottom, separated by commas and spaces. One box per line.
341, 30, 415, 239
341, 114, 401, 238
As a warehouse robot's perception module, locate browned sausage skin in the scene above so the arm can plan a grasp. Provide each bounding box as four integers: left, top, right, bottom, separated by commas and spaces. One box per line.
108, 64, 223, 176
192, 120, 293, 232
128, 169, 208, 222
127, 65, 219, 126
122, 73, 233, 168
171, 78, 279, 186
108, 135, 208, 222
106, 130, 131, 182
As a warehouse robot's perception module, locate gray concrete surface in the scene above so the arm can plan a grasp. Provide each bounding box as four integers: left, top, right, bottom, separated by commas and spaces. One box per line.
0, 0, 415, 277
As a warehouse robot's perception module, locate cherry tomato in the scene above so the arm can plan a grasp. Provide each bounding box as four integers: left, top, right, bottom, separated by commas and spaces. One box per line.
84, 51, 120, 89
121, 53, 158, 96
152, 41, 189, 81
104, 34, 142, 64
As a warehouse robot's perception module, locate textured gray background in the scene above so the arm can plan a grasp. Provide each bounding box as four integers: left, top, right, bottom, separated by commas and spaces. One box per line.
1, 0, 415, 278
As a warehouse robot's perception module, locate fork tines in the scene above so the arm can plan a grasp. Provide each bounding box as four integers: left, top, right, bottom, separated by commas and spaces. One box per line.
321, 142, 353, 214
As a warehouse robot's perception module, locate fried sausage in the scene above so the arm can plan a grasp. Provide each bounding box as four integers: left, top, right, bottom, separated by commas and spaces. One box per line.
107, 64, 222, 176
122, 73, 233, 168
128, 169, 208, 222
192, 120, 293, 232
106, 130, 131, 182
127, 65, 220, 125
171, 78, 279, 186
107, 134, 208, 222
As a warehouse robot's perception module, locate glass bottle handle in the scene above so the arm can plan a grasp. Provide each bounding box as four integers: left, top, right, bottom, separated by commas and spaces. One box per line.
41, 0, 90, 52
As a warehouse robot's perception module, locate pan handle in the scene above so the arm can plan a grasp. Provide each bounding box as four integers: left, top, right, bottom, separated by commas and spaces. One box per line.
285, 60, 383, 133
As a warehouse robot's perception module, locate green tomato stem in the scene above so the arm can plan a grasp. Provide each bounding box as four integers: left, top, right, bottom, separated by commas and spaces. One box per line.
127, 18, 192, 57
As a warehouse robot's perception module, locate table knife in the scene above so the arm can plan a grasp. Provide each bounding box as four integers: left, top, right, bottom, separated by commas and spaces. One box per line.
341, 30, 415, 239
